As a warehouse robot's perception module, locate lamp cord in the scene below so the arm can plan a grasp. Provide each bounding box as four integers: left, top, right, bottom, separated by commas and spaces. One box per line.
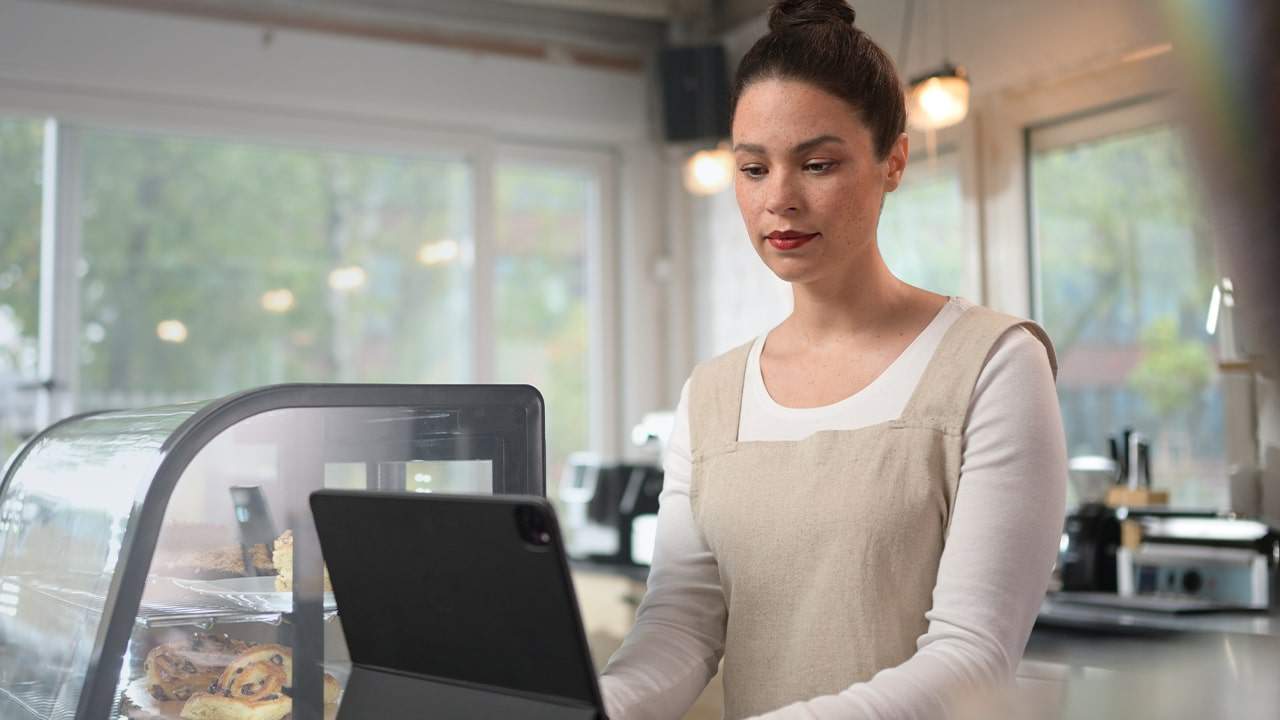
941, 0, 951, 62
898, 0, 915, 76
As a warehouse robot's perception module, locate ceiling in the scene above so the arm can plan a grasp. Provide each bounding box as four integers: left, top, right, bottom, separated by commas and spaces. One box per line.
46, 0, 777, 73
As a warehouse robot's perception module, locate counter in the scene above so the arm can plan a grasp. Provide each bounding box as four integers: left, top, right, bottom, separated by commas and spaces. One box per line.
1035, 594, 1280, 638
1025, 595, 1280, 718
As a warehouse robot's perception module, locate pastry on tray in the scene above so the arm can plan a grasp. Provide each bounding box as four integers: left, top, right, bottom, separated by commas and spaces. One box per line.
143, 633, 251, 702
153, 544, 275, 581
272, 531, 332, 592
180, 661, 289, 720
178, 643, 341, 720
178, 695, 288, 720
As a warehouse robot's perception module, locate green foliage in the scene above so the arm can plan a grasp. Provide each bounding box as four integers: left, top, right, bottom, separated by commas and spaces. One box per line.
77, 129, 471, 396
0, 119, 43, 377
1033, 125, 1215, 352
493, 164, 591, 474
1128, 315, 1212, 418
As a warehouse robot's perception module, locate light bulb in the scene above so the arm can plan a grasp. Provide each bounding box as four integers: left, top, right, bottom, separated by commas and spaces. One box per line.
907, 71, 970, 131
683, 145, 734, 196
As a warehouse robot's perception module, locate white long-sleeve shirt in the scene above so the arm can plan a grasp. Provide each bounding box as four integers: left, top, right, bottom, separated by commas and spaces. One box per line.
600, 297, 1068, 719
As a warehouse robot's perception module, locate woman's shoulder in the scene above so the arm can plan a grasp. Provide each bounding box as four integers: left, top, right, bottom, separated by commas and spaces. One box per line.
948, 299, 1058, 380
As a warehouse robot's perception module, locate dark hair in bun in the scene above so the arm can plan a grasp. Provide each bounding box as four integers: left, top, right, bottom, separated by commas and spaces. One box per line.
768, 0, 857, 32
733, 0, 906, 161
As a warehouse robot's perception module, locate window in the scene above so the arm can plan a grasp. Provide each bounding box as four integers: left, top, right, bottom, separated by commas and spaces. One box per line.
1029, 102, 1224, 507
493, 160, 598, 485
0, 117, 43, 461
4, 120, 612, 473
76, 127, 473, 408
879, 149, 969, 297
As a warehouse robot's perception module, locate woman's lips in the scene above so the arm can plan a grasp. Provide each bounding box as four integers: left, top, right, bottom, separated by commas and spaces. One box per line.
767, 232, 819, 250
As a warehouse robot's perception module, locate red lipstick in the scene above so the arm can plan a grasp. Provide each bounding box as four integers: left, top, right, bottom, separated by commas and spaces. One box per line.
765, 229, 819, 251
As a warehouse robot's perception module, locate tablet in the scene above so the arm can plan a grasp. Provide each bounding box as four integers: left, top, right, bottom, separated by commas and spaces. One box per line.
310, 490, 605, 719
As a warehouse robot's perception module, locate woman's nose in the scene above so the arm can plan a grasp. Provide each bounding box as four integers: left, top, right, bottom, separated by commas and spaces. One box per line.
764, 171, 801, 215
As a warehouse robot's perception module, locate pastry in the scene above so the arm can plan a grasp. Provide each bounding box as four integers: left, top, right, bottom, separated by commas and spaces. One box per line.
153, 544, 274, 580
179, 691, 290, 720
219, 659, 288, 699
272, 530, 332, 592
179, 643, 342, 719
143, 633, 250, 702
218, 645, 293, 688
216, 644, 341, 704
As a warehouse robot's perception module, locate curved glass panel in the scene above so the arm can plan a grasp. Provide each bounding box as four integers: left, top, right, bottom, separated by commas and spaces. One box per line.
121, 404, 511, 719
0, 403, 203, 719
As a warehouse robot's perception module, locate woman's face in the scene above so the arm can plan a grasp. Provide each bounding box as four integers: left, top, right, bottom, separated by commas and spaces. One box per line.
732, 78, 907, 287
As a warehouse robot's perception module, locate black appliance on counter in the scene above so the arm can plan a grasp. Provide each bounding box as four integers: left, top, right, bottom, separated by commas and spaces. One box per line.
1059, 503, 1123, 592
1058, 504, 1225, 595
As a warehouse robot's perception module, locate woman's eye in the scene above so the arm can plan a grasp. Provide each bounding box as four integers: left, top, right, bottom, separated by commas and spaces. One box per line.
804, 161, 836, 174
739, 165, 766, 179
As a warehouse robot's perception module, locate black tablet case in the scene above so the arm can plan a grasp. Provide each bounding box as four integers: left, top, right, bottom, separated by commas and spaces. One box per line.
310, 490, 604, 719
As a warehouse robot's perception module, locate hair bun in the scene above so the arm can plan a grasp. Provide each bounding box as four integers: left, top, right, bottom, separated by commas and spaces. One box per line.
768, 0, 857, 33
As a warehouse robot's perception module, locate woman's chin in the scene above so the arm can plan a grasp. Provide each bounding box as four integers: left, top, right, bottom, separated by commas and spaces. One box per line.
764, 258, 824, 285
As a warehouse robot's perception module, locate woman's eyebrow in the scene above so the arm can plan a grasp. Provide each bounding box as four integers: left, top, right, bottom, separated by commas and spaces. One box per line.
792, 135, 845, 154
732, 135, 846, 155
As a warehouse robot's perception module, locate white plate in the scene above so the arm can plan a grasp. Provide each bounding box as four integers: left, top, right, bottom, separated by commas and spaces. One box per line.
172, 576, 336, 613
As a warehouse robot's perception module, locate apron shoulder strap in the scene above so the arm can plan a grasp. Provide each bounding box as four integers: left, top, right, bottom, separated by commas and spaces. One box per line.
688, 341, 754, 456
898, 305, 1058, 433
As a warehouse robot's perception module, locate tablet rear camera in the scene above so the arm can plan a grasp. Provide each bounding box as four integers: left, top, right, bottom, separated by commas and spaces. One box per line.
515, 506, 552, 548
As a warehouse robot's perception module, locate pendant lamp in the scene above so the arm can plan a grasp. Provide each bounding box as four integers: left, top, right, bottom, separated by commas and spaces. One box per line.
907, 63, 970, 131
682, 142, 735, 196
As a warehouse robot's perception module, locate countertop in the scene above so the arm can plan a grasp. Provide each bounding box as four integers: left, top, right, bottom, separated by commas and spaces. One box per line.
1035, 593, 1280, 637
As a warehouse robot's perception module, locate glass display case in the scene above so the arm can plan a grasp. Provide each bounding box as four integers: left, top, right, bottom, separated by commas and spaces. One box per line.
0, 384, 544, 720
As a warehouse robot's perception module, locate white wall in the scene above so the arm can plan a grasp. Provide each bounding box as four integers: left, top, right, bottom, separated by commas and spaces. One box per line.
0, 0, 651, 145
0, 0, 672, 461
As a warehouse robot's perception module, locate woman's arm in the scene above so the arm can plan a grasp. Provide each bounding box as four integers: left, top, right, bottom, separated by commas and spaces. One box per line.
749, 326, 1068, 719
599, 380, 728, 720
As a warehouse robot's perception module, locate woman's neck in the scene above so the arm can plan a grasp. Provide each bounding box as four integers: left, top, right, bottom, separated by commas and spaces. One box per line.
783, 249, 914, 348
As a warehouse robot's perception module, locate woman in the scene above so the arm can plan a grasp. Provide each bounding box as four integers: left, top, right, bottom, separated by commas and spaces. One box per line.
599, 1, 1067, 718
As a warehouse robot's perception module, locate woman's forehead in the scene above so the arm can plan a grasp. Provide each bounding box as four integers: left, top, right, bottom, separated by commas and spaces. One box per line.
732, 79, 870, 149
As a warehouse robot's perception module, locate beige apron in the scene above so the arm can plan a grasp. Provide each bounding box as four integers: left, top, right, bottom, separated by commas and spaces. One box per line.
688, 305, 1057, 719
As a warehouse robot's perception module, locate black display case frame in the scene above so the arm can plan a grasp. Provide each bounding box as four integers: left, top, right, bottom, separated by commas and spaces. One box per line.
0, 383, 543, 720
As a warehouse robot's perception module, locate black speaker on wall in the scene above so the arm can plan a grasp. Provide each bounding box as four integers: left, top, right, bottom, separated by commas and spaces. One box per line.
659, 45, 731, 142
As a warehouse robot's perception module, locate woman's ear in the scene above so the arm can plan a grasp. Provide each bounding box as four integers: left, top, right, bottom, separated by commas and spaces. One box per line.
884, 133, 910, 192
